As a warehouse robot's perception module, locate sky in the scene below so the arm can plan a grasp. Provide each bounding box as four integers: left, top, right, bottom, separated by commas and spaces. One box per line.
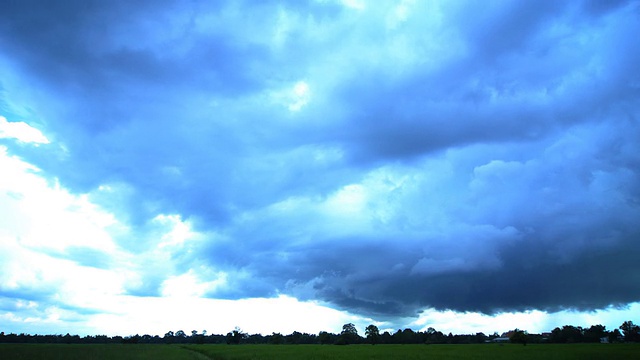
1, 0, 639, 337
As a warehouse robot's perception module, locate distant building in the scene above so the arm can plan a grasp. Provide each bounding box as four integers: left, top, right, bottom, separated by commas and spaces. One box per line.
493, 337, 511, 343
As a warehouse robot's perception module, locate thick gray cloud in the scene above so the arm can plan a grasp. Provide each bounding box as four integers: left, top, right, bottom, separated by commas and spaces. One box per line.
1, 0, 639, 321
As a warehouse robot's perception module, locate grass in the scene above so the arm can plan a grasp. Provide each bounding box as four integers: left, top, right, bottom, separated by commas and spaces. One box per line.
185, 343, 640, 360
1, 343, 639, 359
0, 344, 204, 360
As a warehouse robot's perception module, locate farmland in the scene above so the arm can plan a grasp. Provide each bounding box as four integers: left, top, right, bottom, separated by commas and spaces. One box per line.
2, 343, 639, 360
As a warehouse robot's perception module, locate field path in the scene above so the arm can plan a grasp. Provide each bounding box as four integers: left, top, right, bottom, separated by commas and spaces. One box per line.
180, 345, 215, 360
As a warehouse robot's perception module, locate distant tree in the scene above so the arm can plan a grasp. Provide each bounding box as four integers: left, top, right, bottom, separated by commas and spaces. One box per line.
226, 327, 246, 345
318, 331, 332, 345
620, 321, 640, 342
549, 327, 562, 343
342, 323, 358, 336
123, 334, 140, 344
609, 329, 623, 343
269, 332, 284, 345
474, 332, 488, 343
509, 329, 528, 345
380, 331, 392, 344
365, 325, 380, 345
396, 328, 418, 344
424, 328, 446, 344
163, 331, 174, 344
567, 326, 584, 343
286, 331, 303, 344
297, 332, 318, 344
583, 325, 607, 343
337, 323, 359, 345
190, 329, 205, 344
551, 325, 583, 343
245, 334, 265, 344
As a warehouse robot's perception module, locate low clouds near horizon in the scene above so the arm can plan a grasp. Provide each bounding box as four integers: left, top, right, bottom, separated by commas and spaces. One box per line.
1, 0, 639, 333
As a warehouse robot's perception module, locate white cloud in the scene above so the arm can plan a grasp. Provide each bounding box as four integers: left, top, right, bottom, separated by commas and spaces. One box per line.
0, 116, 49, 144
154, 214, 198, 248
386, 0, 415, 29
341, 0, 366, 11
410, 304, 640, 335
289, 81, 310, 111
0, 146, 116, 253
323, 184, 366, 215
264, 80, 312, 113
0, 139, 375, 336
0, 149, 132, 315
161, 269, 227, 298
80, 295, 370, 336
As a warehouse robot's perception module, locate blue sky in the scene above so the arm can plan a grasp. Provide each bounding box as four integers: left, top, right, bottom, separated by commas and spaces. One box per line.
1, 0, 639, 336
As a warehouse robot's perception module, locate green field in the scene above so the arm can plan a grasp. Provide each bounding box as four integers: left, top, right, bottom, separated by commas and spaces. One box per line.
1, 343, 639, 360
185, 344, 640, 360
0, 344, 205, 360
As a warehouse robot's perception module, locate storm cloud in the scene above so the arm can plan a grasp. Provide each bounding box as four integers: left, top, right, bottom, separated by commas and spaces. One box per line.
1, 0, 639, 326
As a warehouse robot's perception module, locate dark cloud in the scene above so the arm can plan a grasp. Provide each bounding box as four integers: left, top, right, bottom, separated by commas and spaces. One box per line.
1, 0, 639, 321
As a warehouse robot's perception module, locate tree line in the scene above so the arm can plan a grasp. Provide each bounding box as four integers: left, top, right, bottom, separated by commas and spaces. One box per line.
1, 320, 639, 345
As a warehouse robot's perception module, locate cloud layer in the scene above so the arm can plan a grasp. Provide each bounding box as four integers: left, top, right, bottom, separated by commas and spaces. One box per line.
1, 0, 639, 326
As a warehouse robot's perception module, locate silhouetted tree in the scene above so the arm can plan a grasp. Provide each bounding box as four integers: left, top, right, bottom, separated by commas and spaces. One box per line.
380, 331, 392, 344
123, 334, 140, 344
226, 327, 246, 345
393, 328, 419, 344
342, 323, 357, 336
4, 320, 634, 346
163, 331, 174, 344
550, 325, 583, 343
424, 327, 446, 344
509, 329, 528, 345
245, 334, 264, 344
365, 324, 380, 345
286, 331, 303, 344
583, 325, 607, 343
474, 332, 488, 343
620, 321, 640, 342
318, 331, 332, 345
609, 329, 623, 343
269, 332, 284, 344
337, 323, 359, 345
